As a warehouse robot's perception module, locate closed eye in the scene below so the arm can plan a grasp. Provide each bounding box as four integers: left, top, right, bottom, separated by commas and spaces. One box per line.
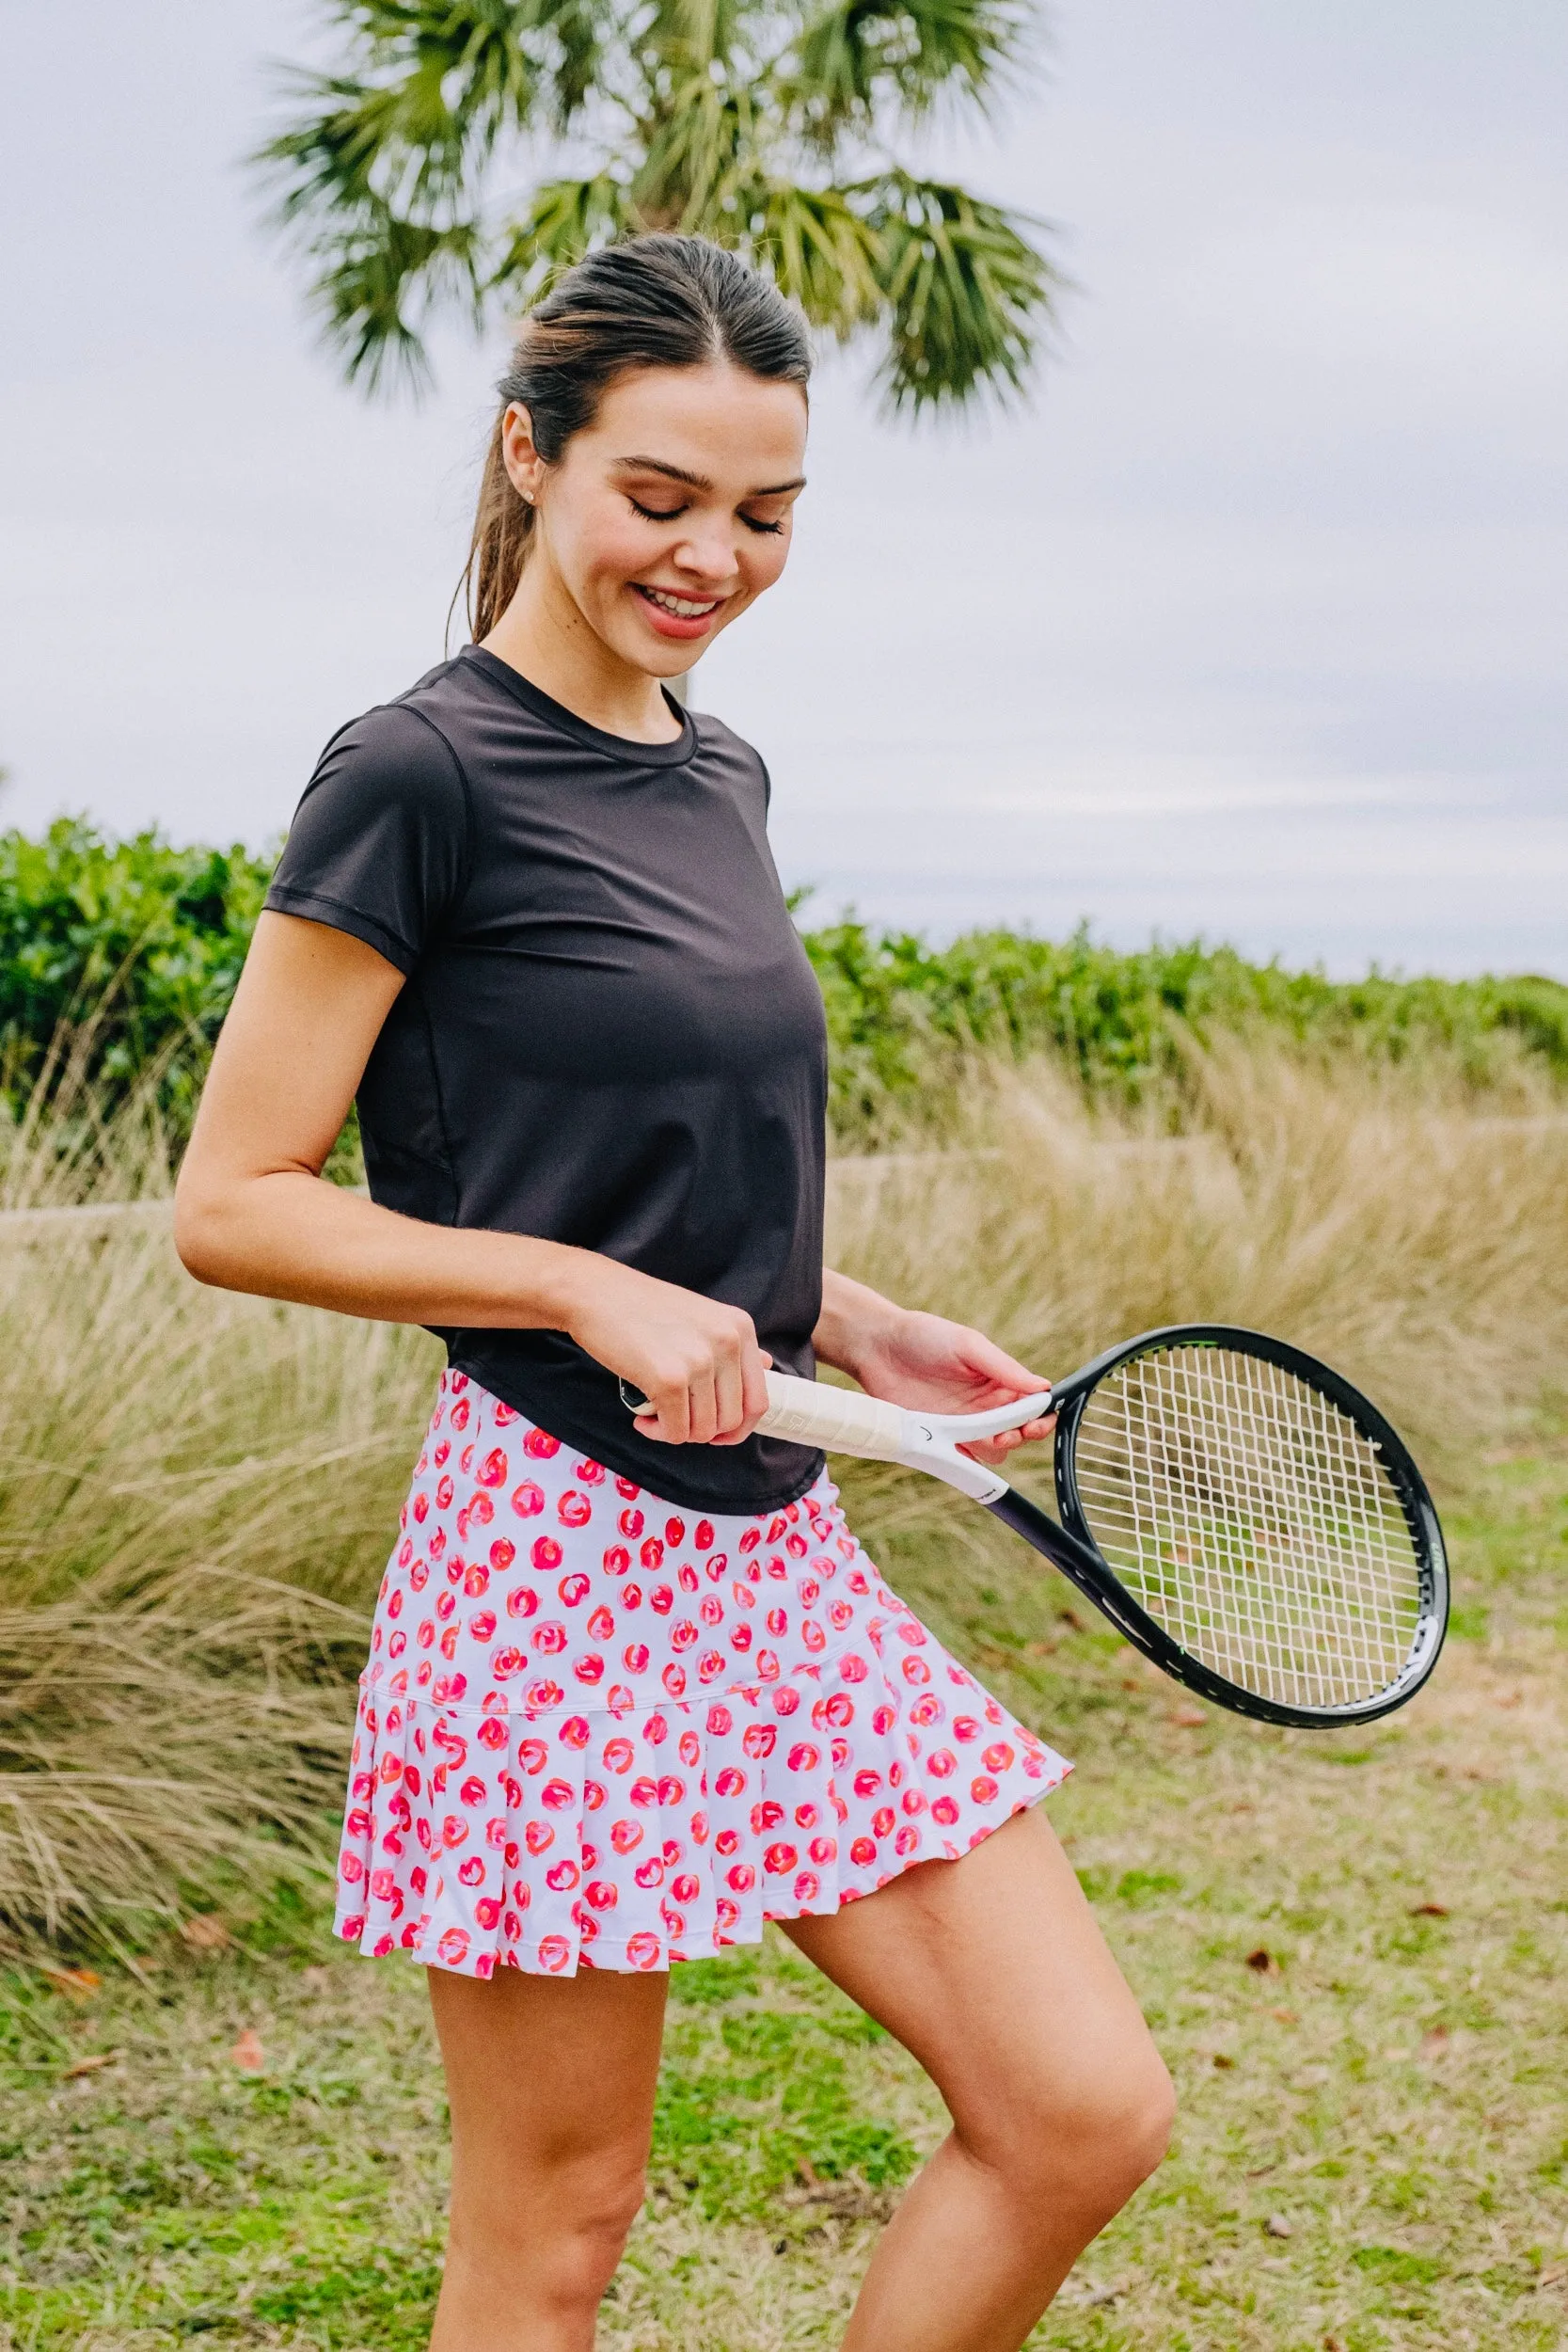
629, 497, 688, 522
741, 515, 786, 535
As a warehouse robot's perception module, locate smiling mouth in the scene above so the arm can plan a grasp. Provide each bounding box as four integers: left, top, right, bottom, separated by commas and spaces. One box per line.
634, 585, 722, 619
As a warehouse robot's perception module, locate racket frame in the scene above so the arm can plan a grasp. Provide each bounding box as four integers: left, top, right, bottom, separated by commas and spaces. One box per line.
617, 1323, 1449, 1730
1016, 1323, 1449, 1728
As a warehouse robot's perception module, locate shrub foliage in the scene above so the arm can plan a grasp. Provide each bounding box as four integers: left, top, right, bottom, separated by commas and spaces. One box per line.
0, 821, 268, 1126
1, 821, 1564, 1131
805, 915, 1568, 1128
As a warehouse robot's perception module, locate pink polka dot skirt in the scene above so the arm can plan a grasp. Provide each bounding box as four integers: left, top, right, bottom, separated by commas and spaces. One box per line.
336, 1371, 1071, 1979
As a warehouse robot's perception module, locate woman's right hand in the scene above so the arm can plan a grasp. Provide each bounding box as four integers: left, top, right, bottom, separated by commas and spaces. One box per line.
558, 1256, 772, 1447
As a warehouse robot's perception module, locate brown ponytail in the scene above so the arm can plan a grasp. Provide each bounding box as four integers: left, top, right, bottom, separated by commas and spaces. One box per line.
463, 415, 537, 644
453, 235, 811, 644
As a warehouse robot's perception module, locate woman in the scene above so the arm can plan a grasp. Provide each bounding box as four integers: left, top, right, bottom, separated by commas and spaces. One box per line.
176, 236, 1172, 2352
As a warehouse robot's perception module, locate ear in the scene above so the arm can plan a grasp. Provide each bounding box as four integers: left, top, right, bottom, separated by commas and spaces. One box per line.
499, 403, 546, 506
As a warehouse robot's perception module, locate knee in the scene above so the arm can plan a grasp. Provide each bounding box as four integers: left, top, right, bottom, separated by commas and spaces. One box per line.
1094, 2052, 1176, 2202
556, 2155, 649, 2297
449, 2145, 648, 2309
989, 2046, 1175, 2230
1061, 2048, 1175, 2218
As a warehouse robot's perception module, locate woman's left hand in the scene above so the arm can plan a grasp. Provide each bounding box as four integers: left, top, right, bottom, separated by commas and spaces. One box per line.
847, 1308, 1056, 1468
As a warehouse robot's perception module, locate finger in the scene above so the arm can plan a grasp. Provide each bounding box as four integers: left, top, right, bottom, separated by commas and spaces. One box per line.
713, 1346, 747, 1442
991, 1417, 1056, 1452
714, 1346, 771, 1446
958, 1329, 1053, 1395
741, 1346, 772, 1426
651, 1378, 690, 1445
960, 1415, 1058, 1467
686, 1369, 721, 1447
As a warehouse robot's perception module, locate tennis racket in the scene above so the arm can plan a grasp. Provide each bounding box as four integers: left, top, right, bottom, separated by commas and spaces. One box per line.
621, 1325, 1448, 1728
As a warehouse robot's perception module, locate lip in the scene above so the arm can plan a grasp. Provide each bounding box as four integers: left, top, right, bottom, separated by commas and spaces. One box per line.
630, 582, 728, 641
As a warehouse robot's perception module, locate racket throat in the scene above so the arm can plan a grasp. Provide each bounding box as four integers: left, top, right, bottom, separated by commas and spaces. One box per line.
984, 1487, 1115, 1593
911, 1448, 1012, 1504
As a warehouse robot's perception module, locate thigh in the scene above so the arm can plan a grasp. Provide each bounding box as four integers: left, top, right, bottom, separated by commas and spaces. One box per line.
780, 1806, 1164, 2153
430, 1963, 670, 2180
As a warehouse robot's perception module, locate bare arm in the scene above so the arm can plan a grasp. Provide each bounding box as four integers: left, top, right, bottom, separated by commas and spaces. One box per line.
174, 912, 771, 1444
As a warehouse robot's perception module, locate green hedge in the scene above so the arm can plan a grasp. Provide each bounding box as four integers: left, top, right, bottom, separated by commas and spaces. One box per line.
0, 821, 269, 1127
804, 917, 1568, 1125
2, 820, 1564, 1134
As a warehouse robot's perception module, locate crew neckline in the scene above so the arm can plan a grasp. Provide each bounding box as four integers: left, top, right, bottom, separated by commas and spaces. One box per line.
460, 644, 698, 769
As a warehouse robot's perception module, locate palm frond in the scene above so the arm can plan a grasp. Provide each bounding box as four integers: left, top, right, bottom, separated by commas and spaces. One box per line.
749, 180, 885, 334
784, 0, 1028, 144
258, 68, 466, 223
310, 205, 484, 392
545, 0, 610, 128
632, 73, 755, 232
253, 4, 598, 261
855, 171, 1061, 410
321, 1, 557, 138
254, 3, 555, 221
489, 173, 641, 302
642, 0, 752, 72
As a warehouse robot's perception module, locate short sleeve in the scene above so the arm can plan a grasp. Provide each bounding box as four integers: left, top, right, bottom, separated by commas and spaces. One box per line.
264, 703, 472, 976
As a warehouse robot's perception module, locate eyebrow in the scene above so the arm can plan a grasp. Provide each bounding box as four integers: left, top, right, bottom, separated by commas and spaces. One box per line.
614, 455, 807, 497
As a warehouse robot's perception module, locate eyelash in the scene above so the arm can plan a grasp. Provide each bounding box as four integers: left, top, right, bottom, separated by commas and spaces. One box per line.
629, 498, 785, 536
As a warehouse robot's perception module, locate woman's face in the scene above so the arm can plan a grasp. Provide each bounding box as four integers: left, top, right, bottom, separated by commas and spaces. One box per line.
502, 361, 808, 676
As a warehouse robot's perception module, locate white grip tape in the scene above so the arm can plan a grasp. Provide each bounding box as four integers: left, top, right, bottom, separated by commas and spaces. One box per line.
757, 1372, 909, 1460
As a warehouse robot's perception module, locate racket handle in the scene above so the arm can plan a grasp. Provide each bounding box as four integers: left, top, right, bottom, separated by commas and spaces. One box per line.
756, 1372, 910, 1460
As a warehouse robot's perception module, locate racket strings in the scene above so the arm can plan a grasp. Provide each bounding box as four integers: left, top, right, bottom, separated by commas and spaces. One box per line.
1072, 1348, 1420, 1708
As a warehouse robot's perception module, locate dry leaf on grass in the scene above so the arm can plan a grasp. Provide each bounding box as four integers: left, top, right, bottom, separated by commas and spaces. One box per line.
41, 1965, 100, 1998
181, 1915, 231, 1952
1409, 1901, 1450, 1917
1265, 2215, 1293, 2238
230, 2028, 266, 2073
1245, 1947, 1279, 1974
62, 2051, 119, 2079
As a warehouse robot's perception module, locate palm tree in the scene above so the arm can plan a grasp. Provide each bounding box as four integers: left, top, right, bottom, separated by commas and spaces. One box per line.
255, 0, 1060, 412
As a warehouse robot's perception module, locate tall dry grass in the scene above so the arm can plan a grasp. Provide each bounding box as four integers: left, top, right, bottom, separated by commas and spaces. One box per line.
0, 1054, 439, 1950
829, 1041, 1568, 1463
1, 1037, 1564, 1951
824, 1041, 1568, 1631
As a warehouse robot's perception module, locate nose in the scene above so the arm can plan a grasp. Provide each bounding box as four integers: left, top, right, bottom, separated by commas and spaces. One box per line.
670, 518, 740, 588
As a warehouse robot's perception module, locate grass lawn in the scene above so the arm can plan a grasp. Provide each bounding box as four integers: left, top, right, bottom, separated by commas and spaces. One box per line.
3, 1434, 1565, 2351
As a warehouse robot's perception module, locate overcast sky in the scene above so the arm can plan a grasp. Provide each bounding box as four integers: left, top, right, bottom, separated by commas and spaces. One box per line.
3, 2, 1563, 976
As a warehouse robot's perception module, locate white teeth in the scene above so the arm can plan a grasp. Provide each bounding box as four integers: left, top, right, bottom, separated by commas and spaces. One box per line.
641, 587, 718, 618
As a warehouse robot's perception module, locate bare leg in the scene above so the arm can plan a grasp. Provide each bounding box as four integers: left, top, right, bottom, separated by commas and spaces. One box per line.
783, 1806, 1174, 2352
425, 1963, 668, 2352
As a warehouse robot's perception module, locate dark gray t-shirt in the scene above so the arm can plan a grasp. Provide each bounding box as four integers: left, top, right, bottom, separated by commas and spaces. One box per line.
265, 646, 828, 1513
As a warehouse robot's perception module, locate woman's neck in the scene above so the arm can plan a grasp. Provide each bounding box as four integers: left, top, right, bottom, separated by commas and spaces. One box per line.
482, 562, 684, 745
